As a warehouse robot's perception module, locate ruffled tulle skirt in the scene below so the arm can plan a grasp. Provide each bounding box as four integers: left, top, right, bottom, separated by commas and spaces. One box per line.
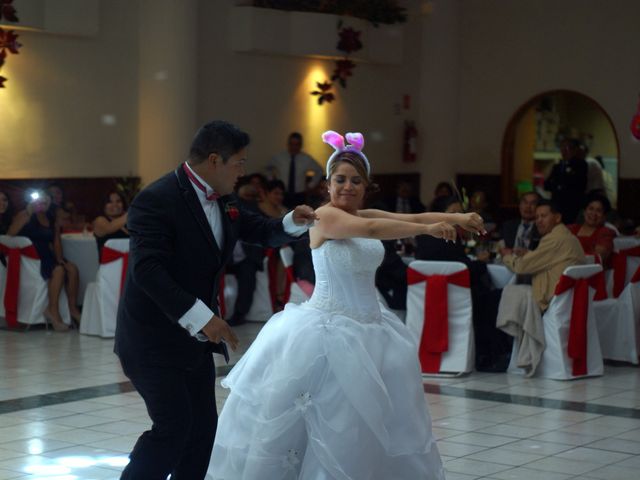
206, 302, 445, 480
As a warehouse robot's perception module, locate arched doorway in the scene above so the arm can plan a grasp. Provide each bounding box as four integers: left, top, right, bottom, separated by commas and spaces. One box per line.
501, 90, 619, 208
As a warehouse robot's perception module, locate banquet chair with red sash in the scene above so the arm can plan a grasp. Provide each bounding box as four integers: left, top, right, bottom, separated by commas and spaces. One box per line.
245, 253, 274, 322
531, 264, 605, 380
0, 259, 6, 318
593, 242, 640, 364
279, 245, 311, 305
0, 235, 71, 328
405, 261, 474, 375
80, 238, 129, 337
610, 236, 640, 298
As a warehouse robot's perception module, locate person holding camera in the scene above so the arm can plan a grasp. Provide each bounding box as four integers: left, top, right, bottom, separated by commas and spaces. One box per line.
8, 191, 82, 331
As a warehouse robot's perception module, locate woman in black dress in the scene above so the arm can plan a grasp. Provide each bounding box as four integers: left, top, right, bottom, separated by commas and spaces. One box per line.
93, 191, 129, 254
8, 192, 82, 331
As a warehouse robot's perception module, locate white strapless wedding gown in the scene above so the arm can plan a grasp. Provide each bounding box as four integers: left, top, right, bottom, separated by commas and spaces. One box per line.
206, 238, 445, 479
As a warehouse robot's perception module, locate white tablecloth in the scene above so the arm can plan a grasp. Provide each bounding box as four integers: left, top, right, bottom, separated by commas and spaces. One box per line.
61, 233, 99, 305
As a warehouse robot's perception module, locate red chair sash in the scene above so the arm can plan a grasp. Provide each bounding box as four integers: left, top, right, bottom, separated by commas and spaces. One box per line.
554, 271, 606, 376
100, 246, 129, 295
407, 267, 470, 373
0, 244, 40, 328
612, 246, 640, 297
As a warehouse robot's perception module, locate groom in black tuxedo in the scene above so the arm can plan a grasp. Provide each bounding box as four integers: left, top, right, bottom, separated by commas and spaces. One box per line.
115, 121, 315, 479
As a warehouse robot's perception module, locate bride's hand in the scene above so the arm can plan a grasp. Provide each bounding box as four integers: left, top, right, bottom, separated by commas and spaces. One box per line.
457, 212, 486, 235
425, 222, 457, 241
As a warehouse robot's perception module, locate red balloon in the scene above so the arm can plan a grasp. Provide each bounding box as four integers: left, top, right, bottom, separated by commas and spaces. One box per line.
632, 97, 640, 141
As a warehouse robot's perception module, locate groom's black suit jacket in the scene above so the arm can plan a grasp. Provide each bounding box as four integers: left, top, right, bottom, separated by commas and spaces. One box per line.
114, 166, 295, 369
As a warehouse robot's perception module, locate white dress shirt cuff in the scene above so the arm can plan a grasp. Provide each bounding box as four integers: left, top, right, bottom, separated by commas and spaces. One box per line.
178, 299, 213, 342
283, 211, 310, 237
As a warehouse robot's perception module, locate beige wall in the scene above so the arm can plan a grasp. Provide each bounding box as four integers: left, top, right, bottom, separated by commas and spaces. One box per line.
455, 0, 640, 179
2, 0, 638, 198
195, 1, 424, 180
0, 0, 139, 178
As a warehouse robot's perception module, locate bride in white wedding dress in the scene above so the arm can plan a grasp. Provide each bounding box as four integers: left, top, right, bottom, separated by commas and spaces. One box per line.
206, 131, 484, 480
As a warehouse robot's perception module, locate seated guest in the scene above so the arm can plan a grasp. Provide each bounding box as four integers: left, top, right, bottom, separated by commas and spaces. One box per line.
259, 180, 288, 219
567, 193, 616, 268
0, 190, 15, 267
305, 176, 329, 209
0, 190, 15, 235
501, 191, 541, 250
8, 192, 82, 331
384, 181, 426, 214
258, 180, 289, 308
469, 190, 494, 223
235, 176, 261, 204
430, 181, 454, 210
93, 191, 129, 254
247, 173, 268, 203
376, 240, 408, 310
415, 196, 502, 369
497, 200, 584, 375
47, 184, 83, 231
225, 180, 267, 325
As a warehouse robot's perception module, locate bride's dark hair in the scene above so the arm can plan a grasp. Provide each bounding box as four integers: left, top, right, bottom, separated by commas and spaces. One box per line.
327, 152, 379, 194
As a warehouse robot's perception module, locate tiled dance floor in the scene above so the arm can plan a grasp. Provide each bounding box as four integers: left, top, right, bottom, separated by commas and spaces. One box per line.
0, 324, 639, 479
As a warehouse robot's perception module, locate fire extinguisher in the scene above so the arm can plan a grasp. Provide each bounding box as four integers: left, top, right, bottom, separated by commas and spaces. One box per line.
403, 120, 417, 162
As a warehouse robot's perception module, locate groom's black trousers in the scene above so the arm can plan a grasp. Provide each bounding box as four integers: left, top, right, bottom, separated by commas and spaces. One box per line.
119, 354, 217, 480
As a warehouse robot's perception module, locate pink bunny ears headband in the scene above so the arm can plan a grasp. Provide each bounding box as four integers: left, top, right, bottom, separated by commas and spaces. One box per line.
321, 130, 370, 178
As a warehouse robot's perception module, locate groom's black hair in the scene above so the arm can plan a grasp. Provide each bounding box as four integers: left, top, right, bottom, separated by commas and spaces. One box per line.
189, 120, 250, 164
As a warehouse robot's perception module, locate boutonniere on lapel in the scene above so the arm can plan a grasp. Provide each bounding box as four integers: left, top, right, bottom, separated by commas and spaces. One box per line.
225, 201, 240, 221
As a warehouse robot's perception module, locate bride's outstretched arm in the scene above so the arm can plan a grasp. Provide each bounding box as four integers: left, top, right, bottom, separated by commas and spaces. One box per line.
315, 205, 456, 241
358, 209, 486, 234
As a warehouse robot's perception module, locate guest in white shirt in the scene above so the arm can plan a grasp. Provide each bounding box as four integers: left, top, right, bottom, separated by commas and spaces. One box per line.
267, 132, 324, 207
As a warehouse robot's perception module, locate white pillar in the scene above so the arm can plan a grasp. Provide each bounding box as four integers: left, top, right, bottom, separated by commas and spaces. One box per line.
138, 0, 198, 185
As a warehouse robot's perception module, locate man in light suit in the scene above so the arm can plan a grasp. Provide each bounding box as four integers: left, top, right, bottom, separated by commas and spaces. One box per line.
268, 132, 323, 207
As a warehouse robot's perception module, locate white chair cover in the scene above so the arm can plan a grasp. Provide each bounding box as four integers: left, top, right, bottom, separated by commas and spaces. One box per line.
80, 238, 129, 338
221, 273, 238, 320
279, 245, 310, 305
613, 236, 640, 285
0, 235, 71, 326
515, 264, 604, 380
245, 256, 274, 322
487, 264, 515, 289
594, 261, 640, 364
405, 261, 474, 375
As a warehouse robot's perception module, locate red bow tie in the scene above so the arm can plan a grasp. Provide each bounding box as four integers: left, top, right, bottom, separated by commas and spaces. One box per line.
183, 163, 220, 201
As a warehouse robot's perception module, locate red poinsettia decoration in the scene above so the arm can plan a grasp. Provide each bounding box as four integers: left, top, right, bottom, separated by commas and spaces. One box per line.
0, 29, 21, 54
225, 202, 240, 221
310, 81, 335, 105
0, 0, 20, 89
331, 59, 356, 88
337, 27, 363, 54
631, 96, 640, 141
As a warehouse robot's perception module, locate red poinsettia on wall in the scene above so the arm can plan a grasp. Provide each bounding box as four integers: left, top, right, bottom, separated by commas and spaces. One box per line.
310, 23, 363, 105
631, 95, 640, 141
0, 0, 21, 88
